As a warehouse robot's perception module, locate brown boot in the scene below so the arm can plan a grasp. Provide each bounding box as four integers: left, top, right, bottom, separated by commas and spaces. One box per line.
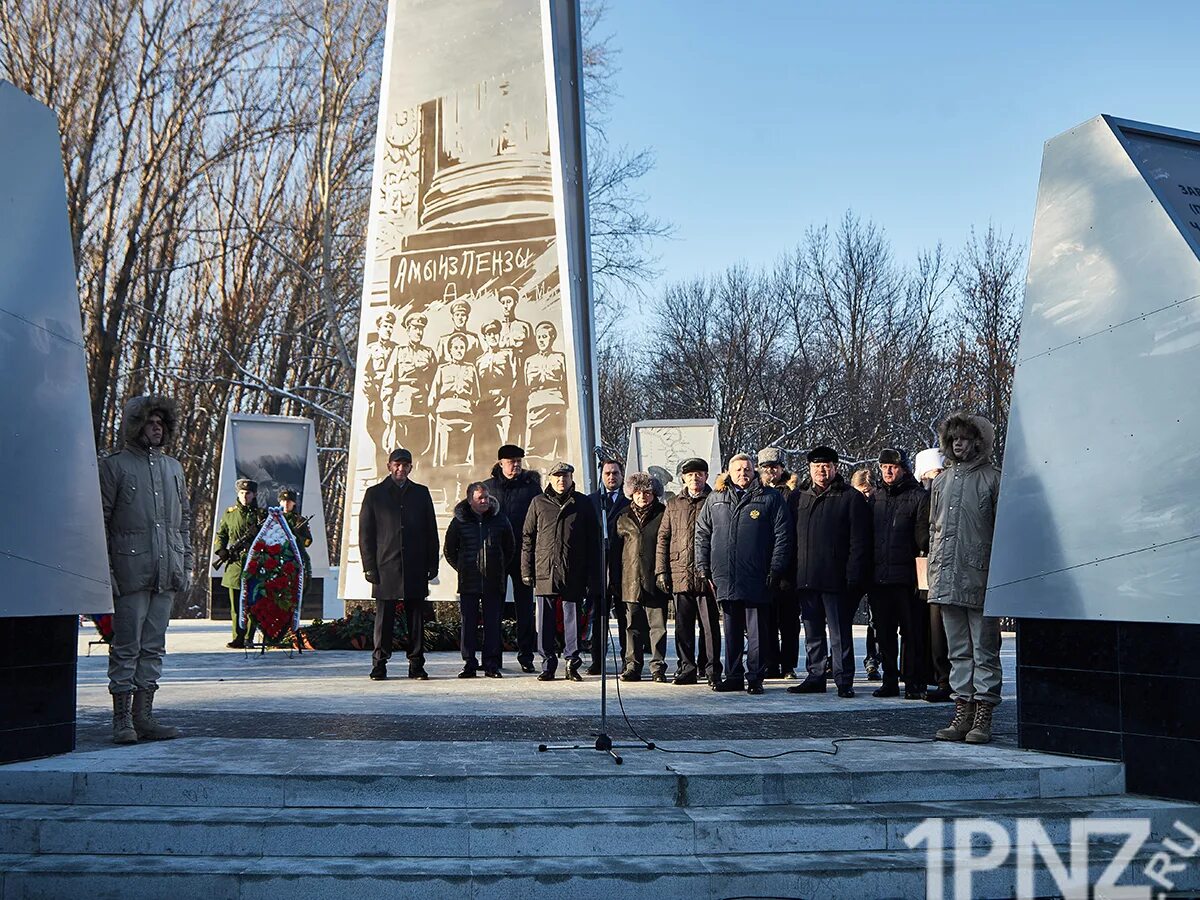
965, 700, 995, 744
934, 697, 976, 742
132, 689, 180, 740
111, 693, 138, 744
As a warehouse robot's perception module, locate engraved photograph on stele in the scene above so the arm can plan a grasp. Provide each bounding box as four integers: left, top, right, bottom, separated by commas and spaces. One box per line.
340, 0, 586, 602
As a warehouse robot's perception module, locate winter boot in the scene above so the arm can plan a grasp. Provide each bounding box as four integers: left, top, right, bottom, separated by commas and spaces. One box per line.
132, 689, 180, 741
111, 693, 138, 744
934, 698, 976, 742
965, 700, 995, 744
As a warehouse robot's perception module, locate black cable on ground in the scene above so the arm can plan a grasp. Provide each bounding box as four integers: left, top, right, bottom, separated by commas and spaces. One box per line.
604, 629, 1016, 759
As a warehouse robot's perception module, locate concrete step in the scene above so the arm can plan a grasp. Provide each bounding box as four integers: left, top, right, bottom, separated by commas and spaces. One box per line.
0, 795, 1194, 860
0, 739, 1127, 810
2, 844, 1197, 900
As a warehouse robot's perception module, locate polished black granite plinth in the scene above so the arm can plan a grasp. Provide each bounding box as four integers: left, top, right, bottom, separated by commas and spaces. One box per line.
0, 615, 77, 763
1018, 617, 1200, 801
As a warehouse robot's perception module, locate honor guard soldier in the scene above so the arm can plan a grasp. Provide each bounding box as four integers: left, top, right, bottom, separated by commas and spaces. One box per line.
278, 488, 313, 596
214, 477, 267, 649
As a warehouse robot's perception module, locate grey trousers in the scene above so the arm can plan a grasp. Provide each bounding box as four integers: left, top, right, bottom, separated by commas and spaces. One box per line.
108, 590, 173, 695
938, 604, 1002, 705
535, 596, 580, 673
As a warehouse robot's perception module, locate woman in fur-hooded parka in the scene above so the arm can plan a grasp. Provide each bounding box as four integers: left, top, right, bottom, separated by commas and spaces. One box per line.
926, 413, 1002, 610
99, 395, 193, 597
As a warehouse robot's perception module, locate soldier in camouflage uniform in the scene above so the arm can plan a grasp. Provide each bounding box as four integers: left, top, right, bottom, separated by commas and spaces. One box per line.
214, 477, 267, 648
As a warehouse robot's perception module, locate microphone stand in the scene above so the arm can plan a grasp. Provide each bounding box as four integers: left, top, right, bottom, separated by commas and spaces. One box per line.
538, 447, 654, 765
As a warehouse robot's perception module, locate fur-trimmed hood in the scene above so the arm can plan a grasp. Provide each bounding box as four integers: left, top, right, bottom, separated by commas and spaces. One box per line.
938, 412, 995, 464
121, 394, 178, 447
453, 494, 500, 522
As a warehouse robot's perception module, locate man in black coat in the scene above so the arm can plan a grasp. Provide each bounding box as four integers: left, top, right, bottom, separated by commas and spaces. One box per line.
787, 446, 872, 698
694, 453, 792, 695
588, 458, 630, 674
444, 481, 515, 678
869, 448, 931, 699
521, 461, 601, 681
483, 443, 541, 673
358, 447, 439, 681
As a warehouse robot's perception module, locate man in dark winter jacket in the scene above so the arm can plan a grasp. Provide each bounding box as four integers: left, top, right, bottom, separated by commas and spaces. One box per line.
522, 461, 601, 681
589, 458, 630, 673
358, 447, 438, 681
615, 472, 669, 681
444, 482, 515, 678
100, 395, 192, 744
695, 453, 792, 695
483, 443, 541, 672
869, 448, 931, 699
757, 446, 800, 679
656, 457, 720, 686
787, 446, 872, 699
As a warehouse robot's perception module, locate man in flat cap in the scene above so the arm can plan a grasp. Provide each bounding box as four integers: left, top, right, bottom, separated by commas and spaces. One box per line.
101, 395, 192, 744
787, 446, 872, 699
214, 476, 267, 649
383, 311, 436, 457
436, 299, 482, 365
656, 457, 721, 686
484, 443, 541, 672
869, 448, 930, 699
522, 461, 601, 681
358, 447, 439, 681
757, 446, 800, 681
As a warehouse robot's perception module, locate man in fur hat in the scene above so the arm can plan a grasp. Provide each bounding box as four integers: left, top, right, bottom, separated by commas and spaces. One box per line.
99, 395, 192, 744
927, 413, 1003, 744
483, 443, 541, 672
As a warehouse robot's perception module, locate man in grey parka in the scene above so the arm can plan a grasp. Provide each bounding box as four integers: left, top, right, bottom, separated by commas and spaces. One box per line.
99, 395, 192, 744
927, 412, 1002, 744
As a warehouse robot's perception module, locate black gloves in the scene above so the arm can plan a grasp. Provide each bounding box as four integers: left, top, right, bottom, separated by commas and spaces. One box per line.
656, 574, 671, 594
767, 572, 782, 591
364, 570, 378, 585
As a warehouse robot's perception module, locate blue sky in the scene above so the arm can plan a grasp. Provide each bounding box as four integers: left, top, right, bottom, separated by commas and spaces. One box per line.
598, 0, 1200, 301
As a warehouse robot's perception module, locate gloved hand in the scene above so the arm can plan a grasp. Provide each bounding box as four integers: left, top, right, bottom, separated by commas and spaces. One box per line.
656, 574, 671, 594
767, 571, 781, 591
522, 577, 534, 587
427, 569, 438, 582
364, 570, 378, 585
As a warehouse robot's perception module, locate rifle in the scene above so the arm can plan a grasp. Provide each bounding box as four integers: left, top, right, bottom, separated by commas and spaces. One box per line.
212, 528, 259, 571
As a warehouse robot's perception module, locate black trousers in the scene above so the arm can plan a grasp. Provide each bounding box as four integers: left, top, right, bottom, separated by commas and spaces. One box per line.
674, 591, 720, 679
623, 601, 668, 675
869, 584, 927, 689
766, 585, 800, 674
722, 602, 769, 684
459, 589, 504, 673
502, 561, 536, 666
924, 590, 951, 688
799, 590, 856, 689
589, 588, 628, 668
374, 598, 425, 669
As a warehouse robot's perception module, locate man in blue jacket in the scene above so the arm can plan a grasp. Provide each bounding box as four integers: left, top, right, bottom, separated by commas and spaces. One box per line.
694, 453, 792, 695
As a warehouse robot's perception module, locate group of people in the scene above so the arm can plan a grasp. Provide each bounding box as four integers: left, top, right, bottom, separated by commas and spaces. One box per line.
356, 410, 1004, 746
360, 288, 570, 472
95, 388, 1000, 749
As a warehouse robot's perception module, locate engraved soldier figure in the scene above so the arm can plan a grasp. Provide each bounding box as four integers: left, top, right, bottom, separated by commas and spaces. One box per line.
384, 311, 436, 457
475, 319, 518, 445
428, 333, 481, 467
435, 298, 481, 364
524, 321, 568, 461
363, 310, 397, 474
496, 285, 534, 364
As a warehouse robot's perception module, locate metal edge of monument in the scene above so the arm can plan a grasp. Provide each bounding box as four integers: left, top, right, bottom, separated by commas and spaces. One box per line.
0, 81, 112, 618
625, 419, 722, 498
209, 413, 331, 618
985, 114, 1200, 625
338, 0, 597, 603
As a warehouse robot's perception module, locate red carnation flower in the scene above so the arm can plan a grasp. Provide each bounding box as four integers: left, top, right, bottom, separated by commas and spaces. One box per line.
268, 544, 282, 555
263, 557, 278, 571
